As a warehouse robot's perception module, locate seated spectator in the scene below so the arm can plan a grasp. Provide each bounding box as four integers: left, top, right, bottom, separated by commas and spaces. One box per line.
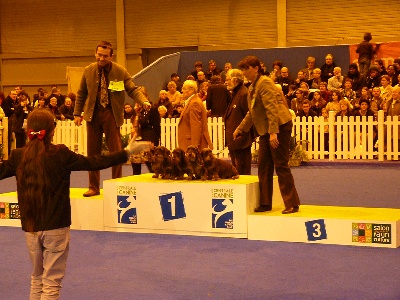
285, 84, 297, 108
59, 97, 75, 120
374, 59, 387, 76
168, 73, 182, 92
341, 78, 357, 103
386, 65, 399, 87
365, 65, 381, 91
35, 96, 47, 110
325, 89, 342, 114
319, 82, 331, 102
190, 61, 203, 80
370, 87, 384, 115
328, 67, 344, 91
48, 97, 62, 120
270, 60, 282, 82
158, 105, 168, 119
299, 81, 310, 99
124, 103, 134, 119
205, 59, 222, 81
276, 67, 294, 95
345, 63, 363, 94
291, 89, 306, 115
336, 98, 353, 119
320, 54, 337, 83
260, 61, 269, 75
380, 75, 393, 105
47, 86, 65, 107
167, 81, 182, 108
310, 90, 327, 116
67, 92, 76, 107
206, 75, 230, 117
386, 86, 400, 118
354, 98, 375, 118
297, 99, 317, 118
294, 70, 307, 88
307, 68, 322, 89
171, 104, 183, 118
154, 90, 173, 117
301, 56, 316, 81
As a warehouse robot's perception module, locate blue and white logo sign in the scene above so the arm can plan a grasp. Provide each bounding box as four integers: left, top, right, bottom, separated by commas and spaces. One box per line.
159, 192, 186, 221
117, 195, 137, 224
212, 199, 233, 229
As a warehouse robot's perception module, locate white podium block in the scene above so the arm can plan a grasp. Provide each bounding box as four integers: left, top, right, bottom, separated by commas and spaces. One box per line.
248, 205, 400, 248
103, 174, 262, 238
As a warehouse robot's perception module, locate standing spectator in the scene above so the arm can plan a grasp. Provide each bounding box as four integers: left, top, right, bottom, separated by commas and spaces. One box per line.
190, 61, 203, 80
130, 102, 160, 175
73, 41, 149, 197
205, 59, 222, 81
59, 97, 75, 120
320, 54, 336, 83
1, 90, 19, 154
327, 67, 344, 91
0, 106, 4, 120
0, 109, 151, 300
220, 62, 232, 82
356, 32, 379, 79
233, 55, 300, 214
177, 80, 213, 152
12, 93, 32, 148
301, 56, 316, 81
275, 67, 294, 96
224, 69, 253, 175
206, 75, 230, 117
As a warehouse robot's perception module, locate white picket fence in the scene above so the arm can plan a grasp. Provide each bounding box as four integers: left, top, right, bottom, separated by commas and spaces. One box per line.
1, 110, 399, 161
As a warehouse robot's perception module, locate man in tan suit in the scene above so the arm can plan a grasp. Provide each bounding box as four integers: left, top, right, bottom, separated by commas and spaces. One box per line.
233, 56, 300, 214
178, 80, 213, 152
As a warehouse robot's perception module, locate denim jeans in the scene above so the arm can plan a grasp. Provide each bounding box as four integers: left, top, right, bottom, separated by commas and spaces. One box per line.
25, 227, 70, 300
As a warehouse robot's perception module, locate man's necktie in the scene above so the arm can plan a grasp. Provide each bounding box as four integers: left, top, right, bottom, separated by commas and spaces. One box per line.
100, 69, 109, 107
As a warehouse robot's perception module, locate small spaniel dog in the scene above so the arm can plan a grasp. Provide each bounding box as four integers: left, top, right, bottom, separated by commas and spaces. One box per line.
185, 145, 206, 180
168, 148, 188, 180
151, 146, 171, 179
201, 148, 239, 180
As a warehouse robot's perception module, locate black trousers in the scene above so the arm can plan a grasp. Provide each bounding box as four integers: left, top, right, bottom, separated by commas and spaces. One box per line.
257, 121, 300, 209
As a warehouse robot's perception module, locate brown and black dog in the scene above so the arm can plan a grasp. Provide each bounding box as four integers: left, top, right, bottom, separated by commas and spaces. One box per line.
201, 148, 239, 180
168, 148, 188, 180
185, 145, 206, 180
151, 146, 171, 179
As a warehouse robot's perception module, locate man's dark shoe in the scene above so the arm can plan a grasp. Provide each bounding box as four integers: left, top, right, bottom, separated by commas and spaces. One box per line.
254, 205, 272, 212
282, 206, 299, 214
83, 189, 100, 197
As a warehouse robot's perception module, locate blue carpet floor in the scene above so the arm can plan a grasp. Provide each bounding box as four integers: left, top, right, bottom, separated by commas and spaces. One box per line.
1, 161, 400, 299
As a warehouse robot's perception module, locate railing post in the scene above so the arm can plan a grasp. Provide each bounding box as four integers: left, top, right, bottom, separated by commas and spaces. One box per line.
328, 111, 335, 161
377, 110, 385, 161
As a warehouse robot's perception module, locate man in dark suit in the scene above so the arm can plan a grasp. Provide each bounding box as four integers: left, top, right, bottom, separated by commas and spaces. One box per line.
233, 56, 300, 214
224, 69, 253, 175
73, 41, 149, 197
206, 75, 230, 117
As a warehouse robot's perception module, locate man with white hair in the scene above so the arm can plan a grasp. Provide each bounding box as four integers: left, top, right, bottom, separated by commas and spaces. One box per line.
224, 69, 254, 174
177, 80, 212, 151
327, 67, 344, 91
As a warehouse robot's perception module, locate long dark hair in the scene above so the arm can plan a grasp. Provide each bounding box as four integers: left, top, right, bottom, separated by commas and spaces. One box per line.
16, 109, 55, 232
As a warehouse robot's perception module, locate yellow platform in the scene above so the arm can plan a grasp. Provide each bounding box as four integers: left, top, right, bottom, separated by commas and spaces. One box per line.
248, 205, 400, 248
